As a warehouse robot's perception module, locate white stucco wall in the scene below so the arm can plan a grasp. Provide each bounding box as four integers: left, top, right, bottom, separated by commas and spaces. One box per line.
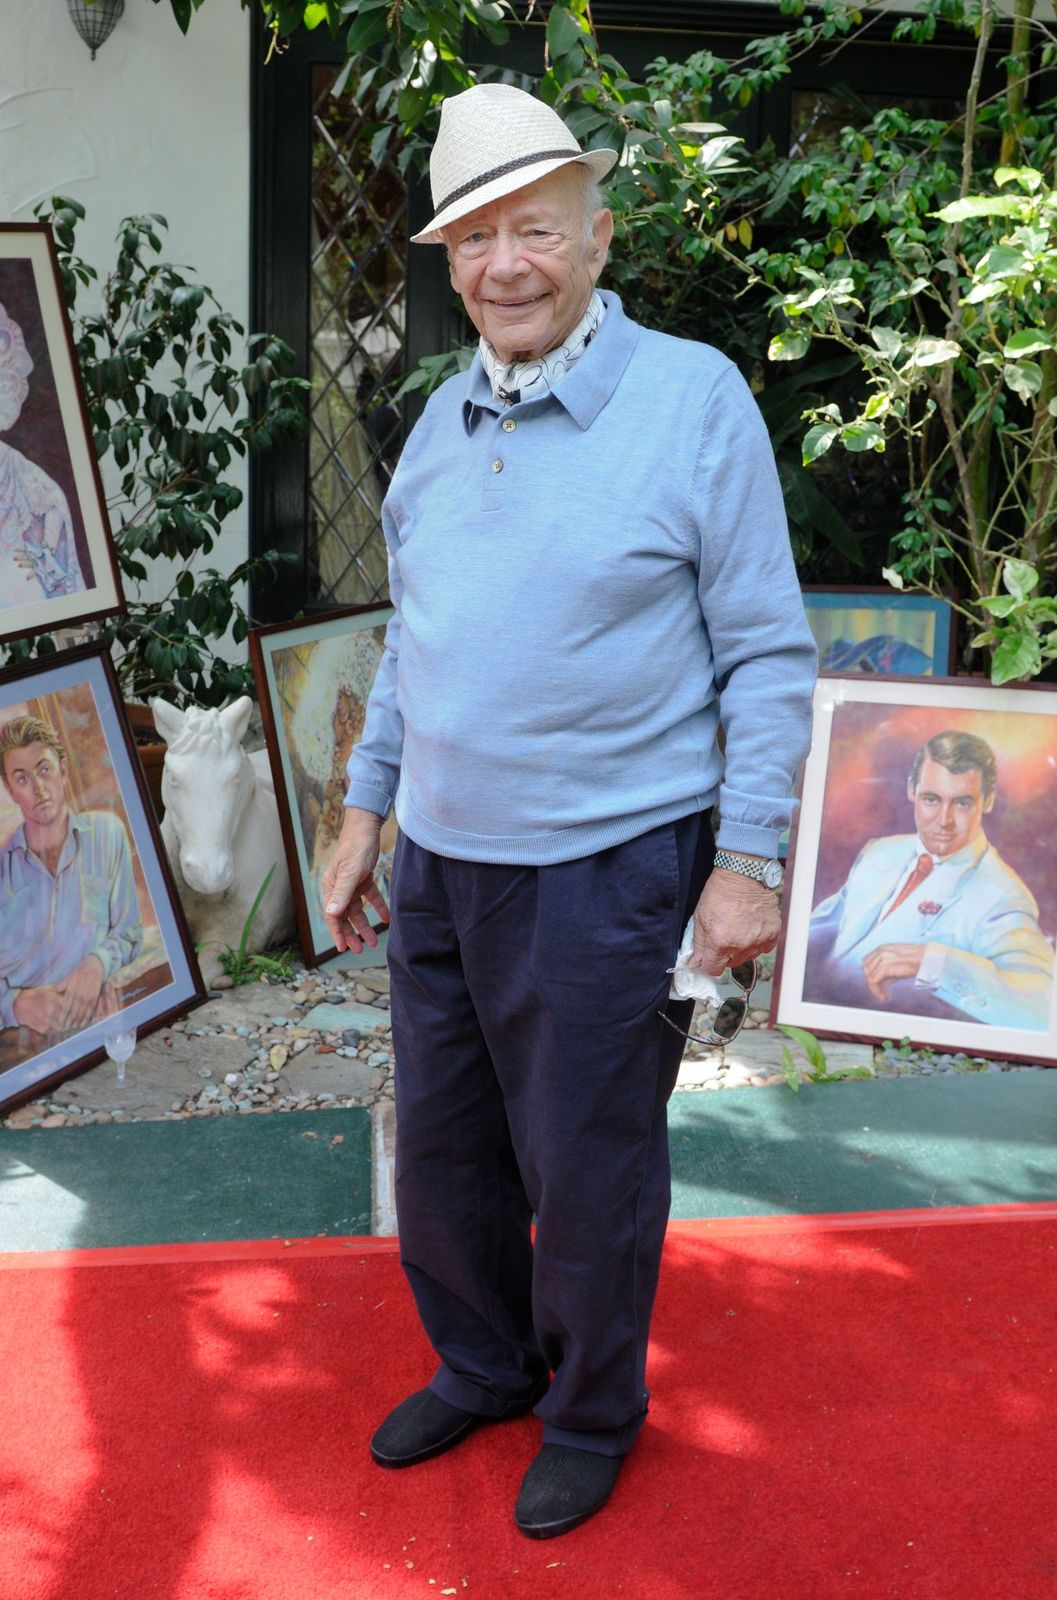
0, 0, 252, 616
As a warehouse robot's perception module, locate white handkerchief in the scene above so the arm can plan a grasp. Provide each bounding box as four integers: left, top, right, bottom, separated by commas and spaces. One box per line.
667, 917, 722, 1005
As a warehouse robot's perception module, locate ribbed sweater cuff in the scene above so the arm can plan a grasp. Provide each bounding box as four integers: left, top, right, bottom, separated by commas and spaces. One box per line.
343, 782, 392, 820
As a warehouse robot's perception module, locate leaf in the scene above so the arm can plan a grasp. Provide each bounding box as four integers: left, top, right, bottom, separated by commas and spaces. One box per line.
870, 326, 903, 360
881, 566, 905, 590
369, 125, 391, 167
674, 121, 730, 137
841, 420, 886, 453
962, 280, 1007, 305
801, 421, 840, 464
1004, 330, 1053, 358
696, 134, 744, 172
768, 329, 810, 362
994, 166, 1043, 191
1003, 360, 1043, 401
345, 7, 389, 53
547, 5, 582, 61
1003, 558, 1040, 601
777, 1024, 827, 1076
904, 337, 961, 368
931, 195, 1023, 223
992, 632, 1041, 685
780, 1044, 801, 1093
977, 594, 1022, 617
975, 243, 1028, 279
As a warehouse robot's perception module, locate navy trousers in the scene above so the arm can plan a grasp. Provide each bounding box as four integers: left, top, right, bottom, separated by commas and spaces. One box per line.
386, 811, 715, 1457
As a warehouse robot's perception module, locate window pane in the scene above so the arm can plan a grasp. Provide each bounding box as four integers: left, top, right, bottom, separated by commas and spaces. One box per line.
308, 65, 407, 606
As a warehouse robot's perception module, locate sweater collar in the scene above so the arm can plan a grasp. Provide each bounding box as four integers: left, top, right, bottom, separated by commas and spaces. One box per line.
461, 289, 639, 435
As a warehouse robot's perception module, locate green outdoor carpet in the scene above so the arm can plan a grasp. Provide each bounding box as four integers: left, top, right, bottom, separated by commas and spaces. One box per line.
669, 1071, 1057, 1219
0, 1108, 371, 1254
4, 1073, 1055, 1255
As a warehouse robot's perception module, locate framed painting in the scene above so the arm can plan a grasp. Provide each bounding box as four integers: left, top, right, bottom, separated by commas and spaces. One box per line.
0, 223, 124, 645
803, 587, 957, 677
249, 603, 396, 967
773, 674, 1057, 1064
776, 589, 959, 860
0, 643, 206, 1112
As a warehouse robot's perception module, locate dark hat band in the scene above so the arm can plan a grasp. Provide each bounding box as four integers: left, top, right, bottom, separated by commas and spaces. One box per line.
434, 147, 583, 220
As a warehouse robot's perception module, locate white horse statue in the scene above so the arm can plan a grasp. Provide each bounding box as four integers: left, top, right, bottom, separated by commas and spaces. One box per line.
151, 696, 295, 985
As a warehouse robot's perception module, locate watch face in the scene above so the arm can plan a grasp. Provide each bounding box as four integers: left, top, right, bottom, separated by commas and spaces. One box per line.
762, 860, 784, 890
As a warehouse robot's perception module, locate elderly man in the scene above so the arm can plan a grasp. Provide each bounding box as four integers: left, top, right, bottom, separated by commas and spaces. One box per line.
806, 730, 1054, 1028
322, 83, 816, 1538
0, 713, 142, 1036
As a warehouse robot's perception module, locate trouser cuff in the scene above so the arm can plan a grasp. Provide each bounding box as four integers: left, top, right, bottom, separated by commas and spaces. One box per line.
429, 1363, 548, 1419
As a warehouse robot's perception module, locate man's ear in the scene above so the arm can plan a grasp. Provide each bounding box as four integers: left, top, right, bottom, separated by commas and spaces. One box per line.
906, 776, 916, 804
588, 208, 614, 281
983, 790, 996, 813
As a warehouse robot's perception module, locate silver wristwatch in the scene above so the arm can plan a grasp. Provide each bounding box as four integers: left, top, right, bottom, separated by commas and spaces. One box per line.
714, 849, 784, 891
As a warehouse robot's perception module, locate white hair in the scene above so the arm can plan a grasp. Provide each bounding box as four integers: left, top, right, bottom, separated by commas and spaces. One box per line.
579, 169, 607, 246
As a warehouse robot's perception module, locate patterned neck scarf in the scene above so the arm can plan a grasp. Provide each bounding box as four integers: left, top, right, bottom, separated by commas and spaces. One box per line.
478, 291, 606, 407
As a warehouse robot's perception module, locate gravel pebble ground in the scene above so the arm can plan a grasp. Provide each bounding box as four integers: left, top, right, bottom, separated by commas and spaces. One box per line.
0, 960, 1045, 1130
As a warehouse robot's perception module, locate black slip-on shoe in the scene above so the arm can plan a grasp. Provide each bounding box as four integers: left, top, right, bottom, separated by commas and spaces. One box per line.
514, 1444, 623, 1539
370, 1377, 548, 1469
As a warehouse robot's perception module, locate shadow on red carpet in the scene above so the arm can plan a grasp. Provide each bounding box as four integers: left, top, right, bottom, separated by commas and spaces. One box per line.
1, 1216, 1055, 1599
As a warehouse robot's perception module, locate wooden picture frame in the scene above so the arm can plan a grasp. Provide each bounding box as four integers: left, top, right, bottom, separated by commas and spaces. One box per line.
249, 603, 395, 967
772, 673, 1057, 1065
0, 643, 206, 1112
0, 223, 124, 645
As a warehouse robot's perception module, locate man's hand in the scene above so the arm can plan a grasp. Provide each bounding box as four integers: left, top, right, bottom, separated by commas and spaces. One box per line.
861, 943, 926, 1002
690, 867, 781, 976
57, 954, 106, 1031
321, 807, 390, 954
13, 985, 67, 1035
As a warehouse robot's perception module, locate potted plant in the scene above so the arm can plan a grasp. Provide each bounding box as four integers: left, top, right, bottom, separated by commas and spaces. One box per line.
1, 196, 307, 806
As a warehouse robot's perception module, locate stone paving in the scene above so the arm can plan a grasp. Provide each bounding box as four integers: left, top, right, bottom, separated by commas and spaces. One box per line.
0, 961, 1043, 1133
0, 965, 393, 1130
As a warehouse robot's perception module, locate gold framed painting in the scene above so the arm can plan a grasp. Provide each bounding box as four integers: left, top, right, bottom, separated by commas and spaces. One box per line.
249, 604, 395, 967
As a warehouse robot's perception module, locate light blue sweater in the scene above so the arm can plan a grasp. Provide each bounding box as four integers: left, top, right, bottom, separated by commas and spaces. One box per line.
345, 291, 817, 865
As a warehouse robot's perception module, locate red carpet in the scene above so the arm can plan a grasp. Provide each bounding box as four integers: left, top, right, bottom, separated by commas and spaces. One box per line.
2, 1212, 1056, 1600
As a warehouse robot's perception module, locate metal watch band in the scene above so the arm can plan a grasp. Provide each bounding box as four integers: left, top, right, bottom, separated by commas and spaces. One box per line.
714, 849, 783, 889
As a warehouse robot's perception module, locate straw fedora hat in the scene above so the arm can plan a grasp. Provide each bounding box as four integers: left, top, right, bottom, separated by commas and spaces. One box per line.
410, 82, 619, 245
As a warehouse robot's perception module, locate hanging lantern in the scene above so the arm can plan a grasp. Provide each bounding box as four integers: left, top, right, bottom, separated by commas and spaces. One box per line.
66, 0, 125, 60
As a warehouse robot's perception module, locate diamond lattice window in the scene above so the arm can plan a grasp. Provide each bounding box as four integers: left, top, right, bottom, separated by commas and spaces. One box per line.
309, 66, 407, 606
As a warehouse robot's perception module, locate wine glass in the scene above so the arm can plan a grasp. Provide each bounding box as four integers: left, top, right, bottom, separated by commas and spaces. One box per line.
103, 1025, 137, 1084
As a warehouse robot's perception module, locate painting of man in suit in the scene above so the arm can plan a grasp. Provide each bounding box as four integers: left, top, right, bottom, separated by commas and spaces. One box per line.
0, 712, 142, 1040
805, 729, 1055, 1030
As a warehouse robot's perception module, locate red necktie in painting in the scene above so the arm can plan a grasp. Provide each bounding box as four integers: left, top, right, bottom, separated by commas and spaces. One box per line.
881, 853, 933, 921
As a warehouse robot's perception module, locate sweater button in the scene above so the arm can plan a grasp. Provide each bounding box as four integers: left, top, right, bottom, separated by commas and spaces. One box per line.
491, 458, 504, 473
